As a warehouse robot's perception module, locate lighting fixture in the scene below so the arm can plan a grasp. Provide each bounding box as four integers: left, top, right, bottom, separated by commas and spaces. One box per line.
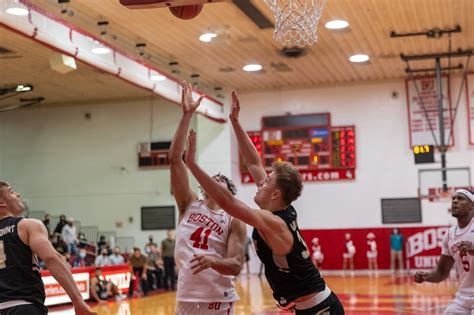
243, 64, 262, 72
324, 20, 349, 30
349, 54, 369, 63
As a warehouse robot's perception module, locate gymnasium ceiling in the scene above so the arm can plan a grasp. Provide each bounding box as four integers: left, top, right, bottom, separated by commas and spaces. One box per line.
1, 0, 473, 107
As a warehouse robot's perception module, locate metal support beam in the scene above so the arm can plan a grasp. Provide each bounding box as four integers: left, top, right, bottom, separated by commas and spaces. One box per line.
405, 64, 463, 74
401, 49, 473, 61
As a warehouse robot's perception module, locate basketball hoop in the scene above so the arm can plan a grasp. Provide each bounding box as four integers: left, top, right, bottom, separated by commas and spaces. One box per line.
264, 0, 328, 47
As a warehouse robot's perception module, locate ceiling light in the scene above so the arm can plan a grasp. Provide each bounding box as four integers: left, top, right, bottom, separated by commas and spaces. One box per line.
150, 75, 166, 81
325, 20, 349, 30
91, 47, 111, 54
199, 33, 217, 43
6, 7, 29, 16
349, 54, 369, 63
16, 84, 32, 92
243, 64, 262, 72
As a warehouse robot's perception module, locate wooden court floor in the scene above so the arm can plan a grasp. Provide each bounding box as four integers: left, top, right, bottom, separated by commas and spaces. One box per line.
50, 274, 457, 315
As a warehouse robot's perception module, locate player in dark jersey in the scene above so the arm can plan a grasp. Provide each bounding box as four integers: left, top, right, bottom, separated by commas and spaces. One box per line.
0, 181, 96, 315
184, 93, 344, 314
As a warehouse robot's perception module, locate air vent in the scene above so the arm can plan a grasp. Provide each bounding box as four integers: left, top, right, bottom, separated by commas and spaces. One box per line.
280, 47, 307, 58
0, 47, 13, 54
219, 66, 236, 73
270, 62, 292, 72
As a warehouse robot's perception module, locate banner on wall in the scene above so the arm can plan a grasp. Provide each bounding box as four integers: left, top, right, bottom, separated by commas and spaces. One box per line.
406, 76, 453, 148
300, 225, 449, 270
466, 73, 474, 145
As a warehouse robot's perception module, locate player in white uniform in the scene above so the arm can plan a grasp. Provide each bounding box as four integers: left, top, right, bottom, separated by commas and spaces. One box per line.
366, 233, 378, 274
415, 189, 474, 315
343, 233, 356, 273
169, 81, 246, 315
311, 237, 324, 268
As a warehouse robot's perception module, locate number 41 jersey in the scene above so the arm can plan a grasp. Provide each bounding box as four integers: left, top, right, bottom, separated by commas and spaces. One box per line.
442, 218, 474, 307
175, 200, 238, 302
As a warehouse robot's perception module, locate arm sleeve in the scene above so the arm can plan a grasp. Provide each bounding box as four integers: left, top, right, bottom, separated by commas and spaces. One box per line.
441, 231, 451, 257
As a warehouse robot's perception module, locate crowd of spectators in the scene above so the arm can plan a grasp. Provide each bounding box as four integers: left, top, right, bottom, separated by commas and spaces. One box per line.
40, 213, 177, 302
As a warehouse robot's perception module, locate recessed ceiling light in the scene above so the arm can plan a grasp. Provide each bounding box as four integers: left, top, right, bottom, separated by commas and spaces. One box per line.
92, 47, 111, 55
16, 84, 32, 92
324, 20, 349, 30
150, 75, 167, 81
349, 54, 369, 63
243, 64, 262, 72
199, 33, 217, 43
6, 7, 29, 16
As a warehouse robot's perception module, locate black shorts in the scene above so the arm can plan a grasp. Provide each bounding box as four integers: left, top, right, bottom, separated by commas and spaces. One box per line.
0, 304, 48, 315
295, 292, 345, 315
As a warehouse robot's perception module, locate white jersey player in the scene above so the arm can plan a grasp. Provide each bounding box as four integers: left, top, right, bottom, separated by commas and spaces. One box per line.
366, 233, 378, 272
415, 189, 474, 315
311, 237, 324, 268
169, 81, 246, 315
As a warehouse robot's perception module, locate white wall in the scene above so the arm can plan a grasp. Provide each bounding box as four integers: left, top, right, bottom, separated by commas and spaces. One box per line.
235, 76, 474, 230
0, 98, 229, 248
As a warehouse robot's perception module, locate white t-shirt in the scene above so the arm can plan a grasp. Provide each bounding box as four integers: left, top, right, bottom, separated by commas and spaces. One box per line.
442, 219, 474, 308
175, 200, 238, 302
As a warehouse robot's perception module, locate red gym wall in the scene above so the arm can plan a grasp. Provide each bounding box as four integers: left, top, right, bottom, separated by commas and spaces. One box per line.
300, 225, 449, 270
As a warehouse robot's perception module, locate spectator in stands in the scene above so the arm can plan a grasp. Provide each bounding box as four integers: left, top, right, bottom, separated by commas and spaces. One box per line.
109, 247, 125, 265
145, 235, 157, 253
52, 234, 67, 254
54, 214, 67, 236
128, 247, 148, 297
161, 229, 176, 291
95, 248, 112, 267
97, 235, 108, 255
43, 213, 52, 239
90, 267, 125, 303
78, 232, 88, 249
73, 248, 88, 268
243, 236, 252, 275
390, 228, 404, 272
62, 217, 78, 255
146, 244, 164, 290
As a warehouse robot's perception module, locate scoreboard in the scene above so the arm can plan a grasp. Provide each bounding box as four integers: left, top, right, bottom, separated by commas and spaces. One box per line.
240, 113, 356, 183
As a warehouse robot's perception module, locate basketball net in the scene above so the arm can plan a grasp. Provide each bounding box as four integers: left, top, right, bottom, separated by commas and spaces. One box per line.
264, 0, 328, 47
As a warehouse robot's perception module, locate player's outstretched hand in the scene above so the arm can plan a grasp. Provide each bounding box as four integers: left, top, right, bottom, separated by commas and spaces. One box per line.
190, 254, 215, 274
229, 91, 240, 122
74, 301, 98, 315
185, 130, 197, 166
181, 80, 204, 114
414, 271, 428, 283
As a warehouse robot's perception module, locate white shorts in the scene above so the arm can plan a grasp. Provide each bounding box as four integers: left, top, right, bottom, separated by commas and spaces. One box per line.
176, 301, 234, 315
366, 251, 377, 259
444, 297, 474, 315
343, 253, 354, 259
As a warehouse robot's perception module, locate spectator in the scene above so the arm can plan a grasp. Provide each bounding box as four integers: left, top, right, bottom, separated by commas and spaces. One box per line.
78, 233, 88, 249
109, 247, 125, 265
145, 235, 157, 254
161, 229, 176, 291
43, 213, 52, 239
311, 237, 324, 269
61, 217, 78, 255
390, 228, 404, 272
97, 235, 108, 255
128, 247, 148, 297
95, 248, 112, 267
146, 244, 164, 290
52, 234, 67, 254
90, 267, 125, 303
73, 248, 88, 268
53, 214, 67, 236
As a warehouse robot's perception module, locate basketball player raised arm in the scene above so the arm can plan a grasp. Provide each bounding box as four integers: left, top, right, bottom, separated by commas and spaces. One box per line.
185, 130, 293, 255
169, 82, 246, 276
169, 80, 203, 221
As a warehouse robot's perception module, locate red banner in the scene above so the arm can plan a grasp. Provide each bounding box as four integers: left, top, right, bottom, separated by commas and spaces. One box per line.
301, 226, 448, 270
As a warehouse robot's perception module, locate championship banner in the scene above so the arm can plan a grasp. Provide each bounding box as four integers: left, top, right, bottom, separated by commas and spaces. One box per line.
466, 73, 474, 145
406, 76, 453, 148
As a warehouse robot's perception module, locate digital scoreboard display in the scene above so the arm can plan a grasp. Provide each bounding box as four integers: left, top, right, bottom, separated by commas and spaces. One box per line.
240, 113, 356, 183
